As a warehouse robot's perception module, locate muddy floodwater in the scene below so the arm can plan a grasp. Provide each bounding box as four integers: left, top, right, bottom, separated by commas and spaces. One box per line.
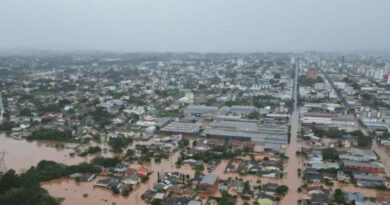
0, 133, 85, 172
43, 150, 194, 205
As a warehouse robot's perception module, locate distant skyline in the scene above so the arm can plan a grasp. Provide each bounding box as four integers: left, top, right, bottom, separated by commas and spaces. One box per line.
1, 0, 390, 53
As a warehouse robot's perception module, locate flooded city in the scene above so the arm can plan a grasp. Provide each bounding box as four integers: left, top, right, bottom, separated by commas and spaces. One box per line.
2, 42, 390, 204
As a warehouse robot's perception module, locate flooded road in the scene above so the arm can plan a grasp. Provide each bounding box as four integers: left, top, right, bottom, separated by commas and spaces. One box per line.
279, 61, 304, 205
279, 106, 302, 204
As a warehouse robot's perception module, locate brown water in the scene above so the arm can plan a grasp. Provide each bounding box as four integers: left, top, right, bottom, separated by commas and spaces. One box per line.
279, 108, 304, 205
43, 150, 194, 205
0, 133, 85, 172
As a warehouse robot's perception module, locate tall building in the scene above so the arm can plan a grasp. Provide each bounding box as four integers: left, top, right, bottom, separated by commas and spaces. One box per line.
385, 62, 390, 74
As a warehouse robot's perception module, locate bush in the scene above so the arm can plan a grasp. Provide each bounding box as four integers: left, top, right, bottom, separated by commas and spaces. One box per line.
111, 186, 119, 194
275, 185, 289, 195
90, 156, 121, 168
27, 128, 73, 141
322, 148, 338, 161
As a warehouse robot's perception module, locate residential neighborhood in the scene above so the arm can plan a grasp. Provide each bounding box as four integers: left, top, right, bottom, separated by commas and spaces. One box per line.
1, 52, 390, 205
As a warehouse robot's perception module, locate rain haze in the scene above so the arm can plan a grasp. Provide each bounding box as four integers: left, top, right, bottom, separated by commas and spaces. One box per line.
1, 0, 390, 52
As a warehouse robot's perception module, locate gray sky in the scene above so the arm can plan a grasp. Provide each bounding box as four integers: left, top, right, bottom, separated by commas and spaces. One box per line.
1, 0, 389, 52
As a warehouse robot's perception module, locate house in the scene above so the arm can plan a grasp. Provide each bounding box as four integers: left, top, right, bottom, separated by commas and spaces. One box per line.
307, 186, 330, 195
198, 174, 219, 194
153, 193, 165, 200
376, 193, 390, 204
257, 192, 275, 201
309, 161, 340, 170
69, 173, 95, 182
123, 175, 141, 185
187, 200, 202, 205
345, 192, 365, 204
337, 170, 350, 182
305, 168, 320, 176
225, 161, 235, 173
125, 168, 137, 177
261, 170, 279, 178
307, 175, 324, 183
353, 173, 384, 188
163, 197, 193, 205
263, 161, 282, 171
114, 163, 126, 172
310, 193, 332, 205
95, 178, 119, 189
262, 182, 277, 195
339, 148, 378, 162
229, 180, 244, 193
137, 167, 148, 177
342, 160, 383, 174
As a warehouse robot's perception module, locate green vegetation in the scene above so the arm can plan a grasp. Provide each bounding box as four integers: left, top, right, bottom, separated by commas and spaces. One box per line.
30, 91, 55, 100
248, 111, 259, 119
0, 160, 101, 205
178, 138, 190, 148
111, 186, 119, 194
311, 126, 344, 138
38, 103, 61, 113
157, 110, 180, 117
108, 137, 133, 153
150, 199, 164, 205
357, 134, 373, 147
141, 175, 149, 183
122, 188, 131, 196
334, 189, 346, 204
78, 146, 102, 156
90, 107, 112, 128
19, 108, 32, 116
0, 121, 14, 131
299, 76, 323, 86
211, 191, 237, 205
90, 156, 121, 168
27, 128, 73, 141
322, 148, 338, 161
275, 185, 289, 196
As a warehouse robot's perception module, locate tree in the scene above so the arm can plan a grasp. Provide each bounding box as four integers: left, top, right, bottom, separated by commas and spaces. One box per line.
19, 108, 32, 116
108, 137, 132, 153
27, 128, 72, 141
91, 156, 121, 168
322, 148, 338, 161
275, 185, 289, 196
150, 199, 164, 205
111, 186, 119, 194
334, 189, 345, 204
248, 111, 259, 120
179, 138, 189, 148
357, 135, 372, 147
0, 170, 20, 194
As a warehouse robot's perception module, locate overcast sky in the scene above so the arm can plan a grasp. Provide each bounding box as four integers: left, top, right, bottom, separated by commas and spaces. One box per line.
1, 0, 389, 52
